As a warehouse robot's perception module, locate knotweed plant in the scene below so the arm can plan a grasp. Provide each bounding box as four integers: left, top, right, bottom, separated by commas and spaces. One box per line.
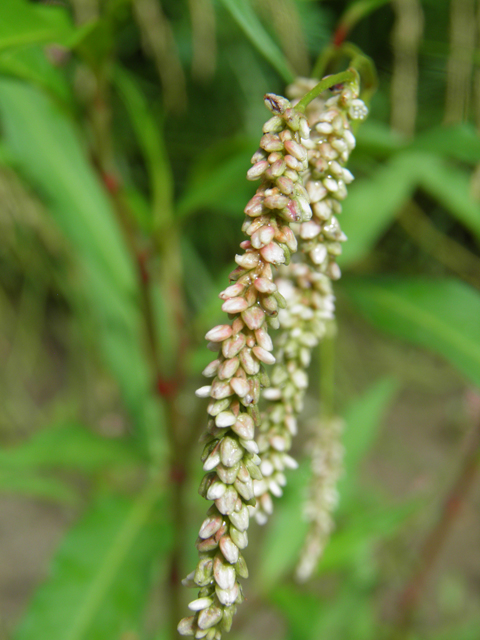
178, 73, 368, 639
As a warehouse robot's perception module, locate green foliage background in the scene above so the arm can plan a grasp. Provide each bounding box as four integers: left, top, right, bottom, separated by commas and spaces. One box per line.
0, 1, 479, 640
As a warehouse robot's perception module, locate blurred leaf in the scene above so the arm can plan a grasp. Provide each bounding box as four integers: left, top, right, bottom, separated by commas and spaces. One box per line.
0, 47, 72, 107
15, 487, 169, 640
413, 124, 480, 165
0, 470, 78, 503
0, 79, 163, 455
0, 423, 142, 472
114, 66, 173, 231
417, 158, 480, 241
219, 0, 295, 83
355, 121, 406, 158
177, 137, 255, 219
340, 152, 423, 267
344, 278, 480, 388
339, 377, 399, 509
0, 0, 74, 51
320, 499, 420, 573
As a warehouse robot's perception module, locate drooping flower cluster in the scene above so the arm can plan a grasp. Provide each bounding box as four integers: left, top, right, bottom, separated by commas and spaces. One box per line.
252, 80, 368, 526
295, 416, 344, 582
177, 94, 312, 640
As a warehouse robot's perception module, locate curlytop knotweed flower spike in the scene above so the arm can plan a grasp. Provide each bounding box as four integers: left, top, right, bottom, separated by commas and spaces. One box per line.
295, 416, 344, 582
251, 79, 368, 526
178, 94, 312, 640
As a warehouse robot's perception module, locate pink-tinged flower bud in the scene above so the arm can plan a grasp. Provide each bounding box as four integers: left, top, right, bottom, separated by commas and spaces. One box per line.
231, 316, 245, 334
217, 357, 240, 380
239, 348, 260, 375
276, 175, 295, 196
215, 583, 240, 607
241, 306, 265, 330
264, 93, 290, 114
251, 224, 274, 249
219, 282, 245, 300
284, 154, 301, 170
252, 345, 276, 365
230, 526, 248, 549
207, 397, 230, 416
240, 437, 259, 454
210, 379, 233, 399
313, 200, 332, 221
199, 514, 223, 539
262, 294, 278, 315
251, 148, 266, 163
220, 436, 244, 467
198, 605, 224, 630
296, 196, 312, 221
262, 115, 283, 133
300, 220, 321, 239
244, 194, 264, 217
284, 139, 307, 162
196, 534, 218, 553
178, 616, 195, 636
215, 485, 238, 515
234, 252, 260, 269
205, 324, 233, 342
195, 385, 212, 398
279, 128, 292, 143
230, 377, 250, 398
232, 413, 255, 440
299, 115, 310, 139
222, 333, 246, 359
283, 168, 299, 182
246, 160, 268, 181
260, 133, 284, 152
221, 296, 249, 314
234, 476, 254, 501
260, 491, 274, 515
265, 158, 286, 179
216, 462, 239, 484
206, 480, 227, 500
202, 359, 220, 378
263, 194, 289, 210
254, 327, 273, 351
316, 121, 333, 134
203, 449, 221, 471
215, 411, 236, 428
260, 241, 285, 264
253, 277, 276, 294
220, 535, 239, 564
276, 225, 298, 252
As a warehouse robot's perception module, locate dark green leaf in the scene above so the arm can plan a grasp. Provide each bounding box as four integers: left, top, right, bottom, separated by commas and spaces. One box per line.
0, 470, 78, 503
218, 0, 295, 83
344, 278, 480, 387
15, 488, 169, 640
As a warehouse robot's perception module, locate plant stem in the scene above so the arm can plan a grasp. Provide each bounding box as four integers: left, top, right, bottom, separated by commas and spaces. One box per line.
392, 417, 480, 637
295, 69, 358, 113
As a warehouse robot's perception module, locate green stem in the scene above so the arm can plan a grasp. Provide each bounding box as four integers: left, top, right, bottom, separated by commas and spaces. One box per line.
295, 69, 358, 113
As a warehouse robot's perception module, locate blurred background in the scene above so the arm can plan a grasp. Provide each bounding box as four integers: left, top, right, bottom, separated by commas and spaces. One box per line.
0, 1, 480, 639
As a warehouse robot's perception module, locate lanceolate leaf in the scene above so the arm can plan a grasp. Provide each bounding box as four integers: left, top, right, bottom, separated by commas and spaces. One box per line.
15, 488, 170, 640
343, 278, 480, 388
219, 0, 295, 83
340, 152, 422, 267
0, 80, 163, 454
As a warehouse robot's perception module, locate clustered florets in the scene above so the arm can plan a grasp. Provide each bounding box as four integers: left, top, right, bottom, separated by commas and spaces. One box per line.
178, 78, 368, 639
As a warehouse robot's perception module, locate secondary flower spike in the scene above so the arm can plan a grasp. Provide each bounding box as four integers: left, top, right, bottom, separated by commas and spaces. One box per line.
178, 94, 312, 639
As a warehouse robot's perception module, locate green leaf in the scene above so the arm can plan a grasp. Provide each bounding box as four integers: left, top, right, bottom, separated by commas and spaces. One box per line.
417, 157, 480, 241
355, 121, 406, 158
0, 470, 78, 503
177, 137, 256, 220
339, 377, 399, 509
15, 487, 169, 640
218, 0, 295, 83
0, 0, 74, 51
340, 152, 422, 267
114, 66, 174, 231
0, 79, 163, 455
0, 424, 142, 472
413, 123, 480, 165
343, 278, 480, 388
